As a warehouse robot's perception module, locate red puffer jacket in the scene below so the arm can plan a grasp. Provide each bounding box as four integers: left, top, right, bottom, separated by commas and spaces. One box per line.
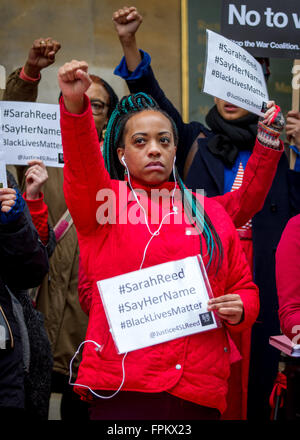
60, 97, 259, 414
276, 214, 300, 341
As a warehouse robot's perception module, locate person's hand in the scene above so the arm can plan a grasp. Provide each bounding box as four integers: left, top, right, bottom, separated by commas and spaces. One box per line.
261, 100, 285, 132
58, 60, 92, 114
286, 110, 300, 150
257, 100, 285, 149
24, 37, 61, 78
112, 6, 143, 42
0, 188, 17, 213
25, 160, 48, 200
207, 294, 244, 325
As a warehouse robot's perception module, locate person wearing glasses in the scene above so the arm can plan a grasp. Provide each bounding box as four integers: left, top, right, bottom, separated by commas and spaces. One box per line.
87, 74, 118, 149
3, 37, 118, 420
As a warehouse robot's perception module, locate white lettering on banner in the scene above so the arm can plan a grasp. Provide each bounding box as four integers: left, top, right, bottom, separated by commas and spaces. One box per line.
256, 41, 269, 48
264, 8, 274, 27
203, 30, 269, 116
292, 13, 300, 29
97, 255, 220, 353
228, 4, 300, 30
229, 4, 261, 26
0, 101, 63, 168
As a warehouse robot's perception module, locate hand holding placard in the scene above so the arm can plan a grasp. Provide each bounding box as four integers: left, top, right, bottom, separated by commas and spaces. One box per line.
25, 160, 49, 200
207, 294, 244, 325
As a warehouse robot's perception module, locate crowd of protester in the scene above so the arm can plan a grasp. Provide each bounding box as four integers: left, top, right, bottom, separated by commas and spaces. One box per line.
0, 6, 300, 421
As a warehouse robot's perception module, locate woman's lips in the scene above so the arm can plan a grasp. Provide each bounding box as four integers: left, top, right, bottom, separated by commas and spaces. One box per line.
224, 104, 238, 112
146, 162, 164, 169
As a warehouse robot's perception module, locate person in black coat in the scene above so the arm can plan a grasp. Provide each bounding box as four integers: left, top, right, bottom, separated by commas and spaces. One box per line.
0, 171, 49, 419
111, 6, 300, 420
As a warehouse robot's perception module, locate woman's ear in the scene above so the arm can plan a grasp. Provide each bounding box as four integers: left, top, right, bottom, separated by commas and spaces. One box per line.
117, 147, 125, 167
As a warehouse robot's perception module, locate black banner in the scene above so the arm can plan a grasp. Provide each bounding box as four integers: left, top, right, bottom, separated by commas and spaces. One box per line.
221, 0, 300, 58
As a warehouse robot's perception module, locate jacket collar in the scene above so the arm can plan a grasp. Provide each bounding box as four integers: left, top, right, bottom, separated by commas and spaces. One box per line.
124, 175, 179, 196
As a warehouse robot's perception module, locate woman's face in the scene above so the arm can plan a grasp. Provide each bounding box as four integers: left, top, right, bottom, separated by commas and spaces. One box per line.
214, 97, 249, 121
117, 110, 177, 185
86, 81, 110, 139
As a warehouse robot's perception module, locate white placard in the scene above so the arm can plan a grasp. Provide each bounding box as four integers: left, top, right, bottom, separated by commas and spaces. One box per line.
203, 30, 269, 116
97, 255, 220, 354
0, 101, 63, 167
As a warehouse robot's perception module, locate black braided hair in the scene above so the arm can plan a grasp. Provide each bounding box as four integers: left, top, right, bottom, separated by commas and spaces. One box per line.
103, 92, 223, 273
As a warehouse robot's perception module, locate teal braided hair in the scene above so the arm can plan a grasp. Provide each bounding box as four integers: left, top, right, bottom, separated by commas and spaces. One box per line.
175, 171, 223, 272
102, 92, 223, 273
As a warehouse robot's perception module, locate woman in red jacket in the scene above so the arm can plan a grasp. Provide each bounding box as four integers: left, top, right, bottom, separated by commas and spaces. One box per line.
276, 214, 300, 343
58, 60, 265, 420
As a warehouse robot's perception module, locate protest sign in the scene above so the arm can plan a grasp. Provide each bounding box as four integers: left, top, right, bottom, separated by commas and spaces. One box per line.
0, 101, 63, 167
221, 1, 300, 59
97, 255, 220, 354
203, 30, 269, 116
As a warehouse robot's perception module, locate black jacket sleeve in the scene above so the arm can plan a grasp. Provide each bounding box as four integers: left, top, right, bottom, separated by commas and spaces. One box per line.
0, 174, 49, 289
0, 214, 49, 289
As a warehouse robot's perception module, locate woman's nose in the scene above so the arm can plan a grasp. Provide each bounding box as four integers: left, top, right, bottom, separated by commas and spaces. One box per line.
148, 140, 161, 156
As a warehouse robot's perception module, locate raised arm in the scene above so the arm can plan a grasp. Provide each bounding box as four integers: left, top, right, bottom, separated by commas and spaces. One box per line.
23, 160, 52, 248
113, 7, 142, 72
58, 60, 112, 235
3, 38, 60, 257
113, 7, 285, 230
214, 102, 284, 227
3, 37, 61, 102
113, 6, 207, 175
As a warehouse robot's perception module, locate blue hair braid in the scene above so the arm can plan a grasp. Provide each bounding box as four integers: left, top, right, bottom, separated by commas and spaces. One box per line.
177, 174, 222, 272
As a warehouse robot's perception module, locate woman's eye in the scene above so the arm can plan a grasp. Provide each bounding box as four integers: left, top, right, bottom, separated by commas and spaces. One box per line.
134, 137, 145, 145
160, 137, 170, 144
